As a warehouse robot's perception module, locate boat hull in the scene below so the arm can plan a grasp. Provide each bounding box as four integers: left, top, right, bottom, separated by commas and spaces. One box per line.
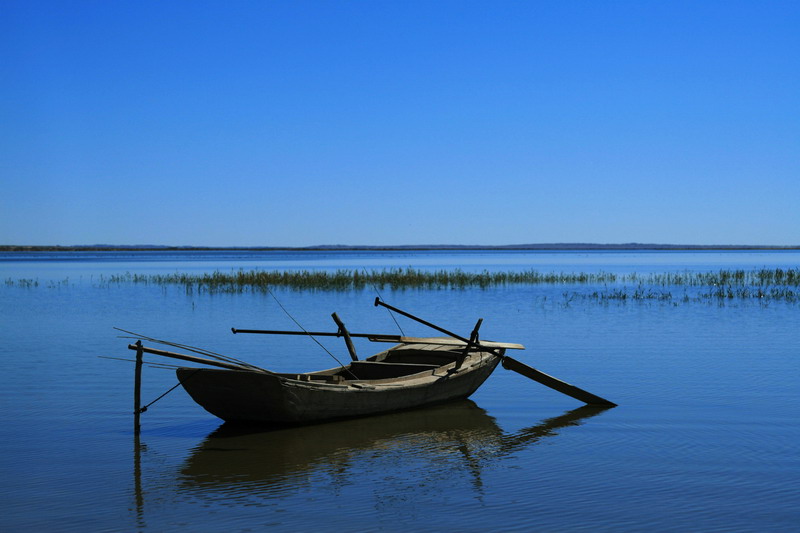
176, 343, 502, 424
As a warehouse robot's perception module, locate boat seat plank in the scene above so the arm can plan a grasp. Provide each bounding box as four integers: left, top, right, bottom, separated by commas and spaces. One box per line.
367, 336, 524, 350
348, 360, 441, 380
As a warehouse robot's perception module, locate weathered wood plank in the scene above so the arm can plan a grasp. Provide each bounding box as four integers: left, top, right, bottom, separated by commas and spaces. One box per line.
367, 336, 525, 350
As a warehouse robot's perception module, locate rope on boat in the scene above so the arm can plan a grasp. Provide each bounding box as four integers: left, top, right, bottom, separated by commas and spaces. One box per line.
363, 267, 405, 336
103, 353, 201, 414
266, 287, 359, 379
136, 369, 202, 414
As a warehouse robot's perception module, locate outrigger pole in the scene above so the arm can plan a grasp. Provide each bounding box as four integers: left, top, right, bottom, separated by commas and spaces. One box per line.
373, 298, 617, 407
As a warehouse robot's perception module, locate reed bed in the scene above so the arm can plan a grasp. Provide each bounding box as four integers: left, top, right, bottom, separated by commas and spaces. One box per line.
101, 266, 800, 297
5, 278, 39, 288
581, 285, 798, 303
102, 268, 621, 292
626, 268, 800, 287
8, 267, 799, 301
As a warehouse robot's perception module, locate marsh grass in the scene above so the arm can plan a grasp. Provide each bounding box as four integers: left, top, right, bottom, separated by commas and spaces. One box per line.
95, 267, 800, 301
102, 268, 620, 292
5, 278, 39, 288
8, 267, 799, 302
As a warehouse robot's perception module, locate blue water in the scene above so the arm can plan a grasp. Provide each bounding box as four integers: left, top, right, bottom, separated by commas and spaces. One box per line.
1, 251, 798, 531
4, 249, 800, 280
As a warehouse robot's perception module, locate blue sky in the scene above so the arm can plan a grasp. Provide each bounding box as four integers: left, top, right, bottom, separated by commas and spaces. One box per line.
2, 0, 798, 246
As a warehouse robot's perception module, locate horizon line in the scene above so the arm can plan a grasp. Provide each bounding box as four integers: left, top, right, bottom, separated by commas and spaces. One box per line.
2, 243, 800, 251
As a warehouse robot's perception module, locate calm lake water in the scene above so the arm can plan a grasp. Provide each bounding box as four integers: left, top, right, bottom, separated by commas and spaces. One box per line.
1, 250, 798, 532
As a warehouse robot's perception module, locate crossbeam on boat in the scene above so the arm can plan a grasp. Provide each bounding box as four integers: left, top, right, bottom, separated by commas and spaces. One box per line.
231, 328, 524, 350
368, 336, 524, 350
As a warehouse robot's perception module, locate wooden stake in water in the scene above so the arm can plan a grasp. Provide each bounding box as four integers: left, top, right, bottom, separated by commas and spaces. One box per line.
134, 340, 143, 434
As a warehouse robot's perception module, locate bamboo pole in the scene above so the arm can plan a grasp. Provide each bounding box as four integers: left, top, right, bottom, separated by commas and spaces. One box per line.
231, 327, 399, 340
127, 343, 270, 373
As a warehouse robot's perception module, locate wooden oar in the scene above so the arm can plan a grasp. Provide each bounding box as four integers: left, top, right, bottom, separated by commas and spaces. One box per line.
373, 298, 617, 407
500, 357, 617, 407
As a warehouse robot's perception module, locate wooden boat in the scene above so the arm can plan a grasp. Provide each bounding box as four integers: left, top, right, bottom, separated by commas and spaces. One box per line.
127, 299, 615, 429
175, 338, 508, 424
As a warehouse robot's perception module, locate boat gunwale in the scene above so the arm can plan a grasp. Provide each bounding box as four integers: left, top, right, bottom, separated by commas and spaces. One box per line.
178, 342, 502, 391
266, 344, 500, 389
317, 340, 493, 374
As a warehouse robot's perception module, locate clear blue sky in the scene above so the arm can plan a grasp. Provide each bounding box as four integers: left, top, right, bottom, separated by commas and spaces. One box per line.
2, 0, 798, 246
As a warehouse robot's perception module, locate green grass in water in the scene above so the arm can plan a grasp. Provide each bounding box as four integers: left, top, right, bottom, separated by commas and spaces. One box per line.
7, 267, 799, 301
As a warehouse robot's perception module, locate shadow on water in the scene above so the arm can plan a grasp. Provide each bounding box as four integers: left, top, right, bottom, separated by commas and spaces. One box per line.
132, 401, 612, 507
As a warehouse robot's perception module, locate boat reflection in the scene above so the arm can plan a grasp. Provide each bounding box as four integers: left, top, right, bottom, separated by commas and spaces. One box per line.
174, 401, 612, 497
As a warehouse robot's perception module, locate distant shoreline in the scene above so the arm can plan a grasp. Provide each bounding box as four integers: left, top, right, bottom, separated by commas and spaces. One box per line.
2, 244, 799, 252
